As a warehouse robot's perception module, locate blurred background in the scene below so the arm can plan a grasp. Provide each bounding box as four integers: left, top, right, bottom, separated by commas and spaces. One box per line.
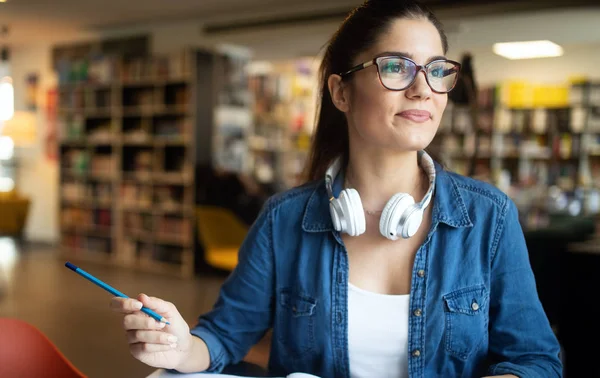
0, 0, 599, 377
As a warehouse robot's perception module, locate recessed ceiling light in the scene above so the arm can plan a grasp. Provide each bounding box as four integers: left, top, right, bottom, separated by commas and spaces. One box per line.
493, 40, 564, 60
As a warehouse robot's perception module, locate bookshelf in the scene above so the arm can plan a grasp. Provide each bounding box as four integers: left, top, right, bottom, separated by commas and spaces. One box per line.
247, 58, 317, 191
244, 55, 600, 229
56, 47, 249, 278
431, 80, 600, 229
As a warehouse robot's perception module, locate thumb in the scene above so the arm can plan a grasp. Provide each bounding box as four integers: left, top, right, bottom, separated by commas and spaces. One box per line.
137, 293, 179, 319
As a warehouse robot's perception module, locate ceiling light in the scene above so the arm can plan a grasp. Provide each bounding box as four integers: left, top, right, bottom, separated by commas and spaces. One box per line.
493, 40, 564, 60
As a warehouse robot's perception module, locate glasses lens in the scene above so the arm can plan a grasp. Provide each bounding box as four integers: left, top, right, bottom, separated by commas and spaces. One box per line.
377, 57, 460, 93
426, 61, 459, 93
378, 57, 416, 90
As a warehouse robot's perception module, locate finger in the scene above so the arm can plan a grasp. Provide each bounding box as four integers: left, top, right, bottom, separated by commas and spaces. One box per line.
110, 297, 143, 313
137, 293, 177, 318
127, 330, 178, 345
123, 313, 167, 331
130, 342, 177, 356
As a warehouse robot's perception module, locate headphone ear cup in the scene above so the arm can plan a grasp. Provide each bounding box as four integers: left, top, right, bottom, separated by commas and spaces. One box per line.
379, 193, 415, 240
329, 200, 344, 232
339, 189, 365, 236
347, 189, 365, 236
401, 206, 424, 239
338, 190, 355, 235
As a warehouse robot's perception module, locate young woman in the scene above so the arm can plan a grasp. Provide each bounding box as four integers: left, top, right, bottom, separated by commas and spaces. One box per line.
111, 1, 562, 377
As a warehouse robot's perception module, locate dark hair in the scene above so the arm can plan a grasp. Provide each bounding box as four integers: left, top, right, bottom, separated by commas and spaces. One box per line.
304, 0, 449, 182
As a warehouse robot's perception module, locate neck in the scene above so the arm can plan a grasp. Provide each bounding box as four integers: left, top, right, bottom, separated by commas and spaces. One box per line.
344, 146, 427, 214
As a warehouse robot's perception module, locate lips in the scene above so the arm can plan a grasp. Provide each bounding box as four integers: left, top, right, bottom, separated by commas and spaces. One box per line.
397, 109, 432, 123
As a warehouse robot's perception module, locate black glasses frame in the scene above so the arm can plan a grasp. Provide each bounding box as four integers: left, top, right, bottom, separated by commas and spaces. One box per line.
339, 55, 462, 94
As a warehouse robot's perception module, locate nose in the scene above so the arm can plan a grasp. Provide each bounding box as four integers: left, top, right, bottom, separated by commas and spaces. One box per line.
405, 69, 432, 100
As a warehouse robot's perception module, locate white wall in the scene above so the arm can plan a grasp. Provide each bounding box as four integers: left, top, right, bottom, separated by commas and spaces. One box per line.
444, 8, 600, 86
9, 6, 600, 242
10, 44, 58, 242
464, 43, 600, 87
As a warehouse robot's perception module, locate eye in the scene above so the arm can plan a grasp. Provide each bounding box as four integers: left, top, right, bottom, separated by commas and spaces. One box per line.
382, 60, 408, 74
429, 65, 445, 78
382, 62, 400, 73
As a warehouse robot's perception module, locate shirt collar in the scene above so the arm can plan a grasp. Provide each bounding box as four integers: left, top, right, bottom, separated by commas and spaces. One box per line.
302, 161, 473, 233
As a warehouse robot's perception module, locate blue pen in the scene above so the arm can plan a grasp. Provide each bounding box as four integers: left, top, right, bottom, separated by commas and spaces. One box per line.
65, 262, 170, 325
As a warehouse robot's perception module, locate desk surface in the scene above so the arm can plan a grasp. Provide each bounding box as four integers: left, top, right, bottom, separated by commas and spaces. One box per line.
568, 238, 600, 255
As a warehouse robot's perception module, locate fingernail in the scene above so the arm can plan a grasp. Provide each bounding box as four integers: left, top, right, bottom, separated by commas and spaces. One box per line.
134, 301, 143, 310
168, 335, 178, 343
158, 322, 166, 328
170, 343, 177, 349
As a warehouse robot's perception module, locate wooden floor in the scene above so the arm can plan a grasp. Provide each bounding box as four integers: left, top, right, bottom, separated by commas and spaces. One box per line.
0, 237, 231, 378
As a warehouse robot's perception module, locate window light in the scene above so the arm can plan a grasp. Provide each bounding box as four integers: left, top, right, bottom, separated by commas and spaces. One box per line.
0, 76, 14, 121
0, 136, 13, 160
0, 177, 14, 192
493, 40, 564, 60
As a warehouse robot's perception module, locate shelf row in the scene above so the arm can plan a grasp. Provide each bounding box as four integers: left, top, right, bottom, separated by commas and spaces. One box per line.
60, 208, 192, 246
62, 180, 192, 211
59, 113, 191, 141
59, 106, 190, 118
438, 104, 600, 135
58, 77, 192, 90
58, 81, 191, 112
60, 145, 191, 179
57, 50, 192, 87
439, 133, 600, 160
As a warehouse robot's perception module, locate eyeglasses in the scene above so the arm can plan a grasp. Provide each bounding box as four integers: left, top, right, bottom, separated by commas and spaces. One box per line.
339, 55, 461, 94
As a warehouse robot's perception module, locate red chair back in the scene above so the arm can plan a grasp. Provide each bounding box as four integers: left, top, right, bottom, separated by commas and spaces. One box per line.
0, 318, 87, 378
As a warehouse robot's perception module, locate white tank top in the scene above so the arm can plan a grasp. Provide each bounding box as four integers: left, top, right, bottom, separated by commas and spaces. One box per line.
347, 282, 410, 378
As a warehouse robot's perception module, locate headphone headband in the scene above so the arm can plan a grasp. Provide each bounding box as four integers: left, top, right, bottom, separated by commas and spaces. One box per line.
418, 150, 436, 210
325, 156, 342, 199
326, 150, 436, 209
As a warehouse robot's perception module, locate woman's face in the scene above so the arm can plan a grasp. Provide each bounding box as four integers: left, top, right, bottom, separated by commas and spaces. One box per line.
336, 18, 448, 152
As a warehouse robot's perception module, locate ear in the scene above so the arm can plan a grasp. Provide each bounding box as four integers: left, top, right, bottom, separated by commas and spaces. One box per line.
327, 74, 350, 113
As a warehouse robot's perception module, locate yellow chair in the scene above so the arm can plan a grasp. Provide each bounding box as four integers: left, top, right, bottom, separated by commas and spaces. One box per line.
0, 190, 30, 236
196, 206, 248, 271
195, 206, 271, 369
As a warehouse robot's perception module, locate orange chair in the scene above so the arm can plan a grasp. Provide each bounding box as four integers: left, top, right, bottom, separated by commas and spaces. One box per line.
196, 206, 249, 271
0, 190, 30, 236
0, 318, 87, 378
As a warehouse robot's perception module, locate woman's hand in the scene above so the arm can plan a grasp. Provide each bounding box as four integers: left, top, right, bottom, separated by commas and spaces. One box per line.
110, 293, 195, 370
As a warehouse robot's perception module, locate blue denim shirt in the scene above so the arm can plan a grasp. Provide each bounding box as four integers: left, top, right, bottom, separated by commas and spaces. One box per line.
191, 162, 562, 378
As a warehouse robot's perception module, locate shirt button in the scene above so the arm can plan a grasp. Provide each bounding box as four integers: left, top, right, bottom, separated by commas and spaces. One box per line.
412, 349, 421, 357
417, 270, 425, 278
337, 312, 343, 324
413, 309, 422, 317
471, 302, 480, 311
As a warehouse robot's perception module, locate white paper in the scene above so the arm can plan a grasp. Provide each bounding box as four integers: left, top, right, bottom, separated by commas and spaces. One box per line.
147, 369, 320, 378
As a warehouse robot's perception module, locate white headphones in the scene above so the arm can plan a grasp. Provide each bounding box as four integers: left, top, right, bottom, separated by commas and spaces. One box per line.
325, 150, 436, 240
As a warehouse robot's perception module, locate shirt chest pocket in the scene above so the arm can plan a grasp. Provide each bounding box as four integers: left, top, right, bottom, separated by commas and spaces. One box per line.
276, 290, 317, 358
443, 284, 489, 360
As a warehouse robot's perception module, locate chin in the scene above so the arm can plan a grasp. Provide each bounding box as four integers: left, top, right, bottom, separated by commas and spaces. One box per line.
393, 132, 436, 152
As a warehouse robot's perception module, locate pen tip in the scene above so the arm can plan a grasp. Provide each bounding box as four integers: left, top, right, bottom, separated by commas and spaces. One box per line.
161, 317, 170, 325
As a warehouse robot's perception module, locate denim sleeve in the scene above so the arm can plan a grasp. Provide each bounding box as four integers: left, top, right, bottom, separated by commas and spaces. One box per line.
487, 198, 563, 378
189, 202, 274, 373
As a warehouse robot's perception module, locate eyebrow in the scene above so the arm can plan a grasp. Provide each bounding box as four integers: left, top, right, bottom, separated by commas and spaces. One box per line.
375, 51, 448, 63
